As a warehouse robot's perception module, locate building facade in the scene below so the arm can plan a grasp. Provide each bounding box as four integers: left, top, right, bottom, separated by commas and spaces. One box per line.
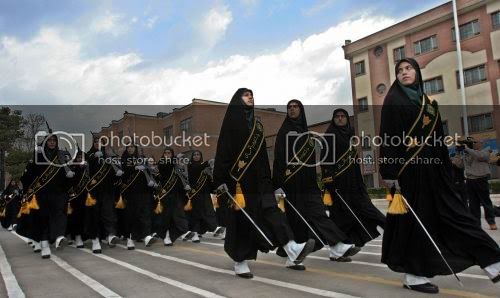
343, 0, 500, 187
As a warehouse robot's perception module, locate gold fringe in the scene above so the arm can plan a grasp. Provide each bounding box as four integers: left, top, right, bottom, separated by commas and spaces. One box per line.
17, 202, 25, 218
29, 194, 40, 210
211, 194, 219, 209
184, 199, 192, 211
322, 189, 333, 206
0, 208, 5, 218
21, 202, 30, 215
115, 195, 125, 209
233, 182, 246, 210
387, 192, 408, 215
67, 202, 73, 215
85, 192, 97, 207
277, 196, 285, 212
154, 200, 163, 214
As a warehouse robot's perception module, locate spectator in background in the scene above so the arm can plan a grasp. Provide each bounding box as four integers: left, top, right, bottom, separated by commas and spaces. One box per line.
450, 153, 468, 207
464, 139, 497, 230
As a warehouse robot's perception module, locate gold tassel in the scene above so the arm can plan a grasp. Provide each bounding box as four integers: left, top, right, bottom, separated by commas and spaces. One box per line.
21, 202, 30, 215
0, 208, 5, 218
154, 200, 163, 214
322, 189, 333, 206
85, 192, 97, 207
29, 194, 40, 210
184, 199, 192, 211
387, 191, 408, 215
17, 202, 25, 218
233, 182, 246, 210
67, 202, 73, 215
211, 194, 219, 209
385, 188, 393, 202
277, 196, 285, 212
115, 194, 126, 209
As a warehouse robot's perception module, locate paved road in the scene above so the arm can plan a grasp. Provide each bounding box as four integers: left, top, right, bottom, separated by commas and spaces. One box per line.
0, 198, 499, 298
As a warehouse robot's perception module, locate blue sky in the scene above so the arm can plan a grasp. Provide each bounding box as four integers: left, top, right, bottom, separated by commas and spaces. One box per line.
0, 0, 449, 106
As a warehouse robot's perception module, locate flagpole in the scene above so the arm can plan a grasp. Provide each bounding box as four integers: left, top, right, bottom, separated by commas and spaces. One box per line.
452, 0, 469, 137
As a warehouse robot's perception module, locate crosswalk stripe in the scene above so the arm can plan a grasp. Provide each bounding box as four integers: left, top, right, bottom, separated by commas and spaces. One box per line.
116, 244, 359, 298
0, 242, 25, 298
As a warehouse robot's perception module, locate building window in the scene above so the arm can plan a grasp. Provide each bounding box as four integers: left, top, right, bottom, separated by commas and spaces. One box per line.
354, 61, 365, 76
376, 84, 386, 95
442, 120, 449, 136
358, 97, 368, 112
363, 174, 374, 188
466, 113, 493, 133
452, 19, 480, 41
456, 64, 487, 87
163, 125, 173, 139
374, 46, 384, 57
492, 11, 500, 29
362, 134, 371, 149
414, 35, 438, 55
393, 46, 405, 62
423, 76, 444, 95
180, 117, 192, 134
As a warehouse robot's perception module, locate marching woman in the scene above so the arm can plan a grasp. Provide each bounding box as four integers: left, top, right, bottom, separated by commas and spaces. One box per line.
153, 147, 189, 246
0, 179, 22, 232
66, 148, 88, 249
379, 57, 500, 293
185, 150, 217, 243
84, 137, 121, 253
321, 108, 385, 251
273, 100, 361, 269
120, 144, 156, 250
17, 151, 39, 252
29, 133, 75, 258
214, 88, 315, 278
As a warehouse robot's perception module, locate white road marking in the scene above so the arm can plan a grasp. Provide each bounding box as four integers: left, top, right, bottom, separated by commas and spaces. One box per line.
78, 247, 225, 298
0, 241, 25, 298
117, 244, 359, 298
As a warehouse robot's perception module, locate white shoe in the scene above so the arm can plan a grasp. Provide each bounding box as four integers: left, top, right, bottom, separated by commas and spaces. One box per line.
33, 241, 41, 253
55, 236, 67, 250
127, 238, 135, 250
107, 235, 118, 247
75, 235, 84, 248
285, 257, 306, 270
7, 225, 13, 231
92, 238, 102, 253
12, 224, 17, 230
144, 235, 156, 247
234, 261, 253, 278
192, 232, 200, 243
483, 261, 500, 282
164, 231, 173, 246
330, 242, 354, 258
282, 239, 315, 264
41, 240, 51, 259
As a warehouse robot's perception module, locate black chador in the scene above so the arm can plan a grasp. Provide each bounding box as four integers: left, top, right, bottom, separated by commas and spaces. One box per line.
152, 147, 189, 246
16, 151, 38, 247
84, 137, 120, 253
1, 179, 22, 231
120, 144, 156, 250
214, 88, 315, 278
379, 58, 500, 293
185, 150, 217, 242
273, 100, 360, 268
321, 108, 386, 249
27, 133, 75, 258
65, 149, 88, 249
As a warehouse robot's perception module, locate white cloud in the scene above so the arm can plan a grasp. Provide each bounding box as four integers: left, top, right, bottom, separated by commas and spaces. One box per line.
303, 0, 337, 17
0, 14, 395, 108
144, 16, 159, 29
90, 11, 128, 37
199, 5, 233, 49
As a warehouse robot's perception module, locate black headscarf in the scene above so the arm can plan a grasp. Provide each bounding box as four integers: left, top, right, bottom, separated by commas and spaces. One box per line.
88, 136, 106, 156
158, 147, 175, 177
281, 99, 307, 133
121, 144, 139, 166
325, 108, 353, 156
42, 134, 59, 161
393, 58, 424, 106
188, 150, 207, 184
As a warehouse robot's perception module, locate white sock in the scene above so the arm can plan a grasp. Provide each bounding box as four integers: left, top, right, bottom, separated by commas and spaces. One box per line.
403, 273, 430, 286
192, 232, 199, 241
282, 240, 304, 262
329, 242, 353, 258
92, 238, 101, 251
75, 235, 83, 246
234, 261, 251, 274
483, 261, 500, 279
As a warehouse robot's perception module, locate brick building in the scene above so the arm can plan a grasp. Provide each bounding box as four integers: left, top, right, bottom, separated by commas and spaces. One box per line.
343, 0, 500, 187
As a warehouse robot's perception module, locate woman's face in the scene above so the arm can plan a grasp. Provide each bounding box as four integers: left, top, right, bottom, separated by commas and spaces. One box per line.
397, 61, 417, 86
93, 138, 101, 150
127, 146, 136, 155
192, 151, 201, 162
46, 136, 57, 149
163, 150, 173, 159
241, 91, 254, 107
287, 102, 300, 119
333, 112, 348, 127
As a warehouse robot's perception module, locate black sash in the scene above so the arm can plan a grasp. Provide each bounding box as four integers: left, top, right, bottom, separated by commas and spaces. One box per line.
155, 169, 178, 200
24, 155, 60, 200
187, 171, 208, 200
69, 168, 90, 200
283, 133, 316, 183
229, 118, 265, 182
87, 163, 112, 192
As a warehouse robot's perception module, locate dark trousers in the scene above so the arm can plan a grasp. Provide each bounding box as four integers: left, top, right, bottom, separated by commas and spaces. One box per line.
123, 192, 152, 240
32, 192, 68, 243
84, 191, 117, 239
467, 177, 495, 225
